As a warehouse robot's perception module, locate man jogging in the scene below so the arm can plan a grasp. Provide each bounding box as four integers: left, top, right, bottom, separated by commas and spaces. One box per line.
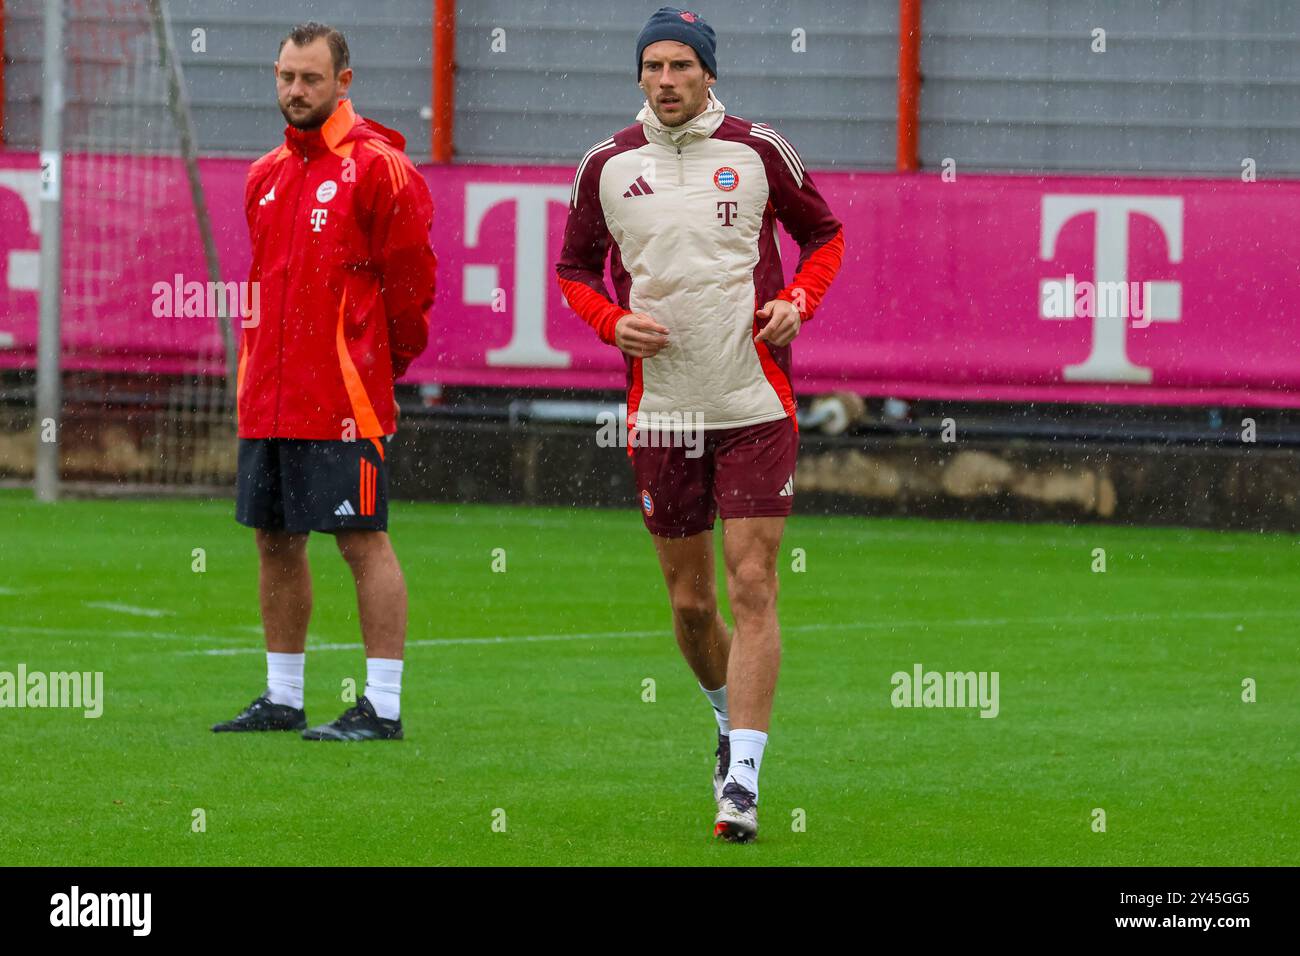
556, 7, 844, 840
213, 22, 436, 741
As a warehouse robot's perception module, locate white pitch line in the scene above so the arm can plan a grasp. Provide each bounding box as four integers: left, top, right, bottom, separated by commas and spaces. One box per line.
786, 526, 1300, 555
185, 628, 670, 656
784, 608, 1300, 634
1, 625, 241, 644
391, 507, 1300, 552
83, 601, 175, 619
394, 511, 625, 530
179, 608, 1300, 657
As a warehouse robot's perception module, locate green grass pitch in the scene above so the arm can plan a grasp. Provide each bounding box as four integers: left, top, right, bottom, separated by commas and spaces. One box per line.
0, 486, 1296, 866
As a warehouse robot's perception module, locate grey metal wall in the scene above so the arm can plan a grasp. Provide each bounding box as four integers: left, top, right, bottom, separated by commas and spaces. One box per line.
2, 0, 433, 158
0, 0, 896, 167
453, 0, 898, 168
922, 0, 1300, 175
1, 0, 1298, 174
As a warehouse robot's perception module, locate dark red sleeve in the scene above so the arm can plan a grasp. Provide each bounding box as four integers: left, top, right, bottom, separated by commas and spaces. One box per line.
756, 126, 845, 320
555, 147, 629, 346
367, 150, 437, 378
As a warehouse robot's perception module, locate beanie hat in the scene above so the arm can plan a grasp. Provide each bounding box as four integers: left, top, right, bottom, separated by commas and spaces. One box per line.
635, 7, 717, 80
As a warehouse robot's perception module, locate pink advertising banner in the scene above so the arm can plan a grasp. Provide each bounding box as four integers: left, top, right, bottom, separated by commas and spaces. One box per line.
2, 151, 1299, 406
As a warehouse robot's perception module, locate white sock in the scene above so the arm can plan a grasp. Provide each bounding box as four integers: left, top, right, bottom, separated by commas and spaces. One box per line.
266, 652, 304, 709
726, 728, 768, 800
365, 657, 403, 720
699, 682, 730, 735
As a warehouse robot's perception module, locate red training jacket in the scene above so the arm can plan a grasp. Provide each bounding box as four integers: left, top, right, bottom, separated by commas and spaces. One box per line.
238, 98, 436, 439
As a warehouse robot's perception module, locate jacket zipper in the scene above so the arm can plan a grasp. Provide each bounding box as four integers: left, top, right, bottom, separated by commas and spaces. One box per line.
272, 153, 310, 435
676, 145, 684, 185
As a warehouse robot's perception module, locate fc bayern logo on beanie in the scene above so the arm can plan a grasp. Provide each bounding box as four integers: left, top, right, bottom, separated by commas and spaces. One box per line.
680, 10, 697, 22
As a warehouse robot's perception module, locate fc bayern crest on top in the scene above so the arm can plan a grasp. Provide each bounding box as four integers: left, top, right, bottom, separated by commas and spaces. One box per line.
713, 167, 739, 191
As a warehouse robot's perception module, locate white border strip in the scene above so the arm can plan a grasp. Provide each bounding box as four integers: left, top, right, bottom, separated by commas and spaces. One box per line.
170, 608, 1300, 657
571, 137, 615, 208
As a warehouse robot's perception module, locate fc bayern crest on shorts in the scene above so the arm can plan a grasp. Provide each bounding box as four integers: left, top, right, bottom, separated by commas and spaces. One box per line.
641, 489, 655, 516
713, 167, 739, 191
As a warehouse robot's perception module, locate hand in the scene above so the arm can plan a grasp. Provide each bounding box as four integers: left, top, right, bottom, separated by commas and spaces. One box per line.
754, 299, 802, 347
614, 312, 671, 358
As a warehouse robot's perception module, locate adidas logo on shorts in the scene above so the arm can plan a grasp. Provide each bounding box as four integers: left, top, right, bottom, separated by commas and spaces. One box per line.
334, 500, 356, 516
778, 475, 794, 496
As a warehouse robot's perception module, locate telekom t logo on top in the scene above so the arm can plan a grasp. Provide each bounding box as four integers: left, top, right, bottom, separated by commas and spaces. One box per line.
1039, 195, 1184, 383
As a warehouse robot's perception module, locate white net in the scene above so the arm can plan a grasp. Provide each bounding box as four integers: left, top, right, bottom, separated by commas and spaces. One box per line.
58, 0, 234, 488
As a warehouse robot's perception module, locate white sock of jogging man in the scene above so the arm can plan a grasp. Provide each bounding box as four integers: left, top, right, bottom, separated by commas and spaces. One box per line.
726, 728, 767, 799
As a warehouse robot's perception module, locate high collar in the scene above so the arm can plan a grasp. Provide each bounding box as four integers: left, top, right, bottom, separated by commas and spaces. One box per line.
283, 98, 358, 158
637, 90, 726, 149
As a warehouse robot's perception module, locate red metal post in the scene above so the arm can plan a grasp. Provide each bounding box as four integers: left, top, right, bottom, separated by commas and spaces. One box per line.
432, 0, 455, 163
0, 0, 7, 146
897, 0, 922, 171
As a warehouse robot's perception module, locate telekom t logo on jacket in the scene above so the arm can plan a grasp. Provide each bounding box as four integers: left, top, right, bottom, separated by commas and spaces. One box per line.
1039, 195, 1183, 383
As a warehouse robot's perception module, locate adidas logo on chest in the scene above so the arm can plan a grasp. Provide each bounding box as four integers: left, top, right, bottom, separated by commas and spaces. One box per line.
622, 175, 654, 197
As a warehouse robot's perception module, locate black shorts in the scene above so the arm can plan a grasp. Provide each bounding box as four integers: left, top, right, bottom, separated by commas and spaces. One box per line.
235, 437, 391, 534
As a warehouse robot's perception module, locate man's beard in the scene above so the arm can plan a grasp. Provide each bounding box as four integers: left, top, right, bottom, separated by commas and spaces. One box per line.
280, 97, 335, 130
653, 93, 704, 128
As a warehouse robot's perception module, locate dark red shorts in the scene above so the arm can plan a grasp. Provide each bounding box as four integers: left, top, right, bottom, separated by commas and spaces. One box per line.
630, 416, 799, 538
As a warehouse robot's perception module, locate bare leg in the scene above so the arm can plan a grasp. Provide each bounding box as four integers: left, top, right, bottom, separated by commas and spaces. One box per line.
334, 530, 408, 660
256, 529, 311, 653
721, 517, 785, 732
650, 530, 731, 689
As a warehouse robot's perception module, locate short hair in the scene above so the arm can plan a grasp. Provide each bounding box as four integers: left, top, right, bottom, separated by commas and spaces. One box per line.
278, 22, 350, 74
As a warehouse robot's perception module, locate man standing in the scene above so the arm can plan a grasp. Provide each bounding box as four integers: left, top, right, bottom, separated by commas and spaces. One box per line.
556, 8, 844, 840
213, 22, 436, 741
